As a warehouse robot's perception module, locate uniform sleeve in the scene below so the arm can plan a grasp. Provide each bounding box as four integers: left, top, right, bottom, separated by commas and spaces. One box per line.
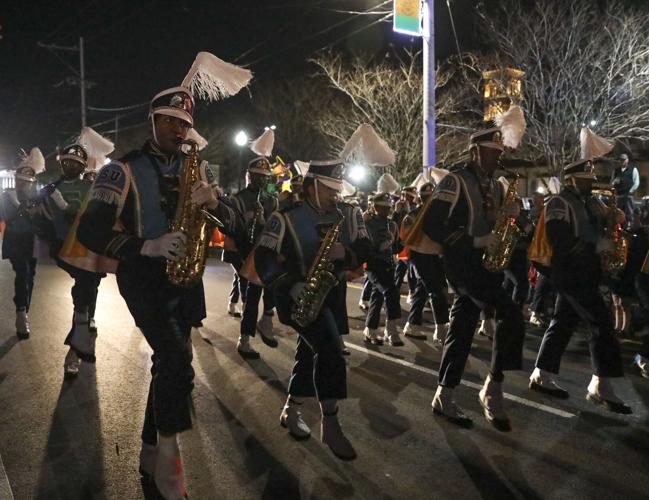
207, 200, 243, 237
422, 174, 459, 245
77, 162, 144, 261
254, 211, 300, 289
256, 212, 286, 254
545, 196, 586, 262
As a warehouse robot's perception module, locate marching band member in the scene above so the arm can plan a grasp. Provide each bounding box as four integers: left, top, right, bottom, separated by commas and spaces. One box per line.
78, 52, 251, 499
528, 159, 632, 413
0, 148, 44, 339
402, 181, 450, 342
32, 143, 104, 377
393, 186, 418, 303
225, 157, 279, 358
423, 126, 525, 431
362, 192, 403, 346
254, 160, 371, 460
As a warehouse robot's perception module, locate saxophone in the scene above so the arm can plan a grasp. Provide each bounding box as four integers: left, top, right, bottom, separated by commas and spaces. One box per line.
482, 176, 522, 272
291, 217, 344, 328
592, 187, 628, 272
166, 140, 210, 288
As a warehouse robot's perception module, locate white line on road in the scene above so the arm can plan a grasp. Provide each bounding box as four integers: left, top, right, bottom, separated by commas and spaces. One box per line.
0, 451, 14, 500
346, 343, 577, 419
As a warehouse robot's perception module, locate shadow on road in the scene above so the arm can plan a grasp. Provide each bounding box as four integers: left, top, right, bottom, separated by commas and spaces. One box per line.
0, 336, 18, 363
34, 366, 105, 499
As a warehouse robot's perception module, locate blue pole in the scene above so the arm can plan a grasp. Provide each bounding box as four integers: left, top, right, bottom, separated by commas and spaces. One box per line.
423, 0, 435, 170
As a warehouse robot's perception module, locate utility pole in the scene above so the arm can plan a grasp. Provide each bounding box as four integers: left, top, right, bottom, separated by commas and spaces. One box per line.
38, 38, 88, 129
422, 0, 435, 170
79, 37, 86, 128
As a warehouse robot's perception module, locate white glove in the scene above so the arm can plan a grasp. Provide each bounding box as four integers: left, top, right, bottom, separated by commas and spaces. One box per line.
289, 282, 307, 301
328, 242, 346, 261
50, 189, 69, 210
140, 231, 187, 261
190, 180, 220, 209
473, 233, 498, 252
596, 238, 614, 254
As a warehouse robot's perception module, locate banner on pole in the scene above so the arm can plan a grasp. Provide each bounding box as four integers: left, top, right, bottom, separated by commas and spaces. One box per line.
393, 0, 422, 36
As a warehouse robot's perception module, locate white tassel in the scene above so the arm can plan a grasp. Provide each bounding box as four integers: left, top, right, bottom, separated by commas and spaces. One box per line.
341, 179, 357, 197
495, 105, 526, 149
181, 51, 252, 102
377, 173, 400, 194
341, 124, 396, 166
77, 127, 115, 158
428, 167, 449, 185
77, 127, 115, 172
18, 147, 46, 175
294, 160, 309, 177
185, 128, 208, 151
250, 129, 275, 157
580, 127, 613, 160
547, 176, 561, 195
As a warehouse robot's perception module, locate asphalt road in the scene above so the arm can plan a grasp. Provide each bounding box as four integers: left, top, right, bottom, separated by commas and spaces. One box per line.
0, 258, 647, 500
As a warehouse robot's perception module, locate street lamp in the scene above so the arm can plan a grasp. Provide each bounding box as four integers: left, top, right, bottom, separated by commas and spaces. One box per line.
234, 130, 249, 190
234, 130, 248, 147
348, 164, 366, 183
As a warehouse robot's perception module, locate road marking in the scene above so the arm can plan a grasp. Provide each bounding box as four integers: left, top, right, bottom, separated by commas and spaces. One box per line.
0, 451, 14, 500
346, 343, 577, 419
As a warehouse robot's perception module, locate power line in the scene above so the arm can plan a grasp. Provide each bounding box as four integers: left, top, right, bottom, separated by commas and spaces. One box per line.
243, 0, 391, 67
446, 0, 462, 59
88, 102, 148, 112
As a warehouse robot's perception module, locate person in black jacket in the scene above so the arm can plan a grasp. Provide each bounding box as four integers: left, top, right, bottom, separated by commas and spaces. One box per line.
528, 159, 631, 414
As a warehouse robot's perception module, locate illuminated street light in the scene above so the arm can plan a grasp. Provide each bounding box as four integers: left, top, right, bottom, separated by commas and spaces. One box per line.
234, 130, 248, 147
348, 164, 366, 183
590, 119, 597, 127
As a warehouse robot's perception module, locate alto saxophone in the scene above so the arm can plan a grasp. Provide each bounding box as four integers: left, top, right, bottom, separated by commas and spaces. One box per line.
482, 176, 522, 272
291, 217, 344, 328
592, 187, 628, 272
166, 139, 210, 288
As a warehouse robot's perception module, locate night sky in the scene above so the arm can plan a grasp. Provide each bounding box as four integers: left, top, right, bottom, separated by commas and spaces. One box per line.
0, 0, 476, 167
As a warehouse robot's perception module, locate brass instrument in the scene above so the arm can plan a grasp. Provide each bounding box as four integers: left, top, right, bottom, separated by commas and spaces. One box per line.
592, 187, 628, 272
166, 140, 211, 288
291, 217, 344, 328
482, 176, 522, 272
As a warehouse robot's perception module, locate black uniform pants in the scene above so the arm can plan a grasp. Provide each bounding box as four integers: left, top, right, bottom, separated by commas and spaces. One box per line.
56, 257, 102, 318
407, 253, 449, 326
240, 282, 275, 337
288, 305, 347, 400
502, 250, 529, 308
438, 278, 524, 387
365, 265, 401, 329
229, 265, 248, 304
361, 277, 373, 302
535, 283, 624, 377
117, 262, 197, 442
10, 256, 37, 312
530, 270, 554, 315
